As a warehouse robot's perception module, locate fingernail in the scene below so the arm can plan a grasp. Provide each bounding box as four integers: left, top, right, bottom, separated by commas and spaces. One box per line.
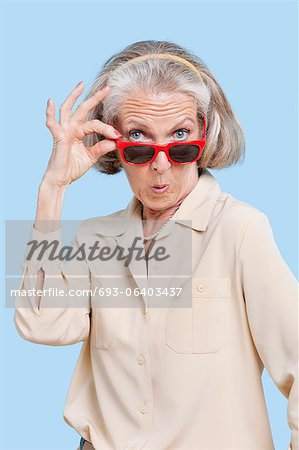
76, 81, 84, 87
114, 130, 122, 137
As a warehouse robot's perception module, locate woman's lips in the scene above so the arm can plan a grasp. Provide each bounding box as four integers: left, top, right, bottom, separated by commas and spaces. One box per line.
151, 184, 170, 195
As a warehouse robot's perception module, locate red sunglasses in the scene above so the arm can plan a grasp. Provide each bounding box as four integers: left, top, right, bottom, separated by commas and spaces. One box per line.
110, 118, 206, 166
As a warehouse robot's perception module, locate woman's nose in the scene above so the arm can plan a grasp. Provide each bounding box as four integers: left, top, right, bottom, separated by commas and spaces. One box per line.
150, 150, 172, 173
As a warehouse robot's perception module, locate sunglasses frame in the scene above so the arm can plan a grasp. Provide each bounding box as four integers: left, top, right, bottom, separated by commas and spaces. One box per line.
110, 118, 207, 166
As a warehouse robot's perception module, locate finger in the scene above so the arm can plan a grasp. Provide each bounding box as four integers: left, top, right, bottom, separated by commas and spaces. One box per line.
81, 119, 121, 139
46, 98, 60, 135
59, 81, 85, 124
72, 85, 110, 123
86, 139, 117, 163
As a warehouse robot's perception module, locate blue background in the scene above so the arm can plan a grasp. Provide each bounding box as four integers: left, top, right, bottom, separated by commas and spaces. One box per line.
1, 1, 297, 449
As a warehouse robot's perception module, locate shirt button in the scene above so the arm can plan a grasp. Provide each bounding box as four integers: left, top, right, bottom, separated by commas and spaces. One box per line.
139, 404, 147, 414
137, 354, 145, 365
197, 284, 205, 293
141, 306, 149, 315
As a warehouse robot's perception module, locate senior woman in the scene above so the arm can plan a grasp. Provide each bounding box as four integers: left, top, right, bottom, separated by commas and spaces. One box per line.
14, 40, 297, 450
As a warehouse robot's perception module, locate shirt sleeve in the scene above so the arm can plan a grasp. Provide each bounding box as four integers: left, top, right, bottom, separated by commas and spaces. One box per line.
239, 212, 298, 450
14, 226, 91, 346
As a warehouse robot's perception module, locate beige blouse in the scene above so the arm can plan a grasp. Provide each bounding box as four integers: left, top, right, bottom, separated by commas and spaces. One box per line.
14, 169, 298, 450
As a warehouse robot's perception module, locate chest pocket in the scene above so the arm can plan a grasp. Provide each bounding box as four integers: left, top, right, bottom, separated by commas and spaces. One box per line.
166, 277, 232, 354
89, 273, 142, 350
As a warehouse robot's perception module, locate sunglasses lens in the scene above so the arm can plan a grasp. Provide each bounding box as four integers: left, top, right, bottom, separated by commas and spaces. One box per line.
123, 146, 155, 164
169, 144, 200, 163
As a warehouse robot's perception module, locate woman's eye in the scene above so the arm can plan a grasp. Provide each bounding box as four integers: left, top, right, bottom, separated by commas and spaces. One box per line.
129, 130, 144, 141
174, 129, 189, 140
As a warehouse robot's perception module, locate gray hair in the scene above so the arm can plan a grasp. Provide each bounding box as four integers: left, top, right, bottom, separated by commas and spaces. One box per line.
84, 40, 245, 174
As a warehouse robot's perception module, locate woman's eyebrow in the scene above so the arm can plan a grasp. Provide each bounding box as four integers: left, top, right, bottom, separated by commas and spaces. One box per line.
171, 117, 195, 129
123, 121, 149, 132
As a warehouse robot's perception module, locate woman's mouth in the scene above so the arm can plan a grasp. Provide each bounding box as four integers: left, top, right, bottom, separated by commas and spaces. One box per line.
151, 184, 170, 195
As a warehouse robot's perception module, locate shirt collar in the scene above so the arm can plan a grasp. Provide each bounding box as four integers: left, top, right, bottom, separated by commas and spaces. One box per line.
173, 169, 222, 231
95, 169, 222, 237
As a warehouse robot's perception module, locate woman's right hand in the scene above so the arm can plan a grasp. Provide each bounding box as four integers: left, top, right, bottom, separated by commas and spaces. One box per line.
42, 81, 120, 188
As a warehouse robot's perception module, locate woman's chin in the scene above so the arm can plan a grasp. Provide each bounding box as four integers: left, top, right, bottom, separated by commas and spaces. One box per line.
141, 192, 175, 211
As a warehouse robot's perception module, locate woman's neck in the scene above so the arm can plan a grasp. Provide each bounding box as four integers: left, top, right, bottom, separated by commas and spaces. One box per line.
141, 204, 180, 222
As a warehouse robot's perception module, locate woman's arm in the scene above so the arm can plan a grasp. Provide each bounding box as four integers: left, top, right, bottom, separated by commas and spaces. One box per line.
14, 82, 121, 345
33, 81, 120, 292
239, 212, 298, 450
28, 182, 67, 310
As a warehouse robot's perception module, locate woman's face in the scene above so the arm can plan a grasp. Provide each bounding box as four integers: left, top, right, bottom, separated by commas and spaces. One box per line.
116, 90, 202, 214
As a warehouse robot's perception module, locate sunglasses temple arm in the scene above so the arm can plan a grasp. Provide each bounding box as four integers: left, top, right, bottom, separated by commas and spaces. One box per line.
203, 117, 207, 140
